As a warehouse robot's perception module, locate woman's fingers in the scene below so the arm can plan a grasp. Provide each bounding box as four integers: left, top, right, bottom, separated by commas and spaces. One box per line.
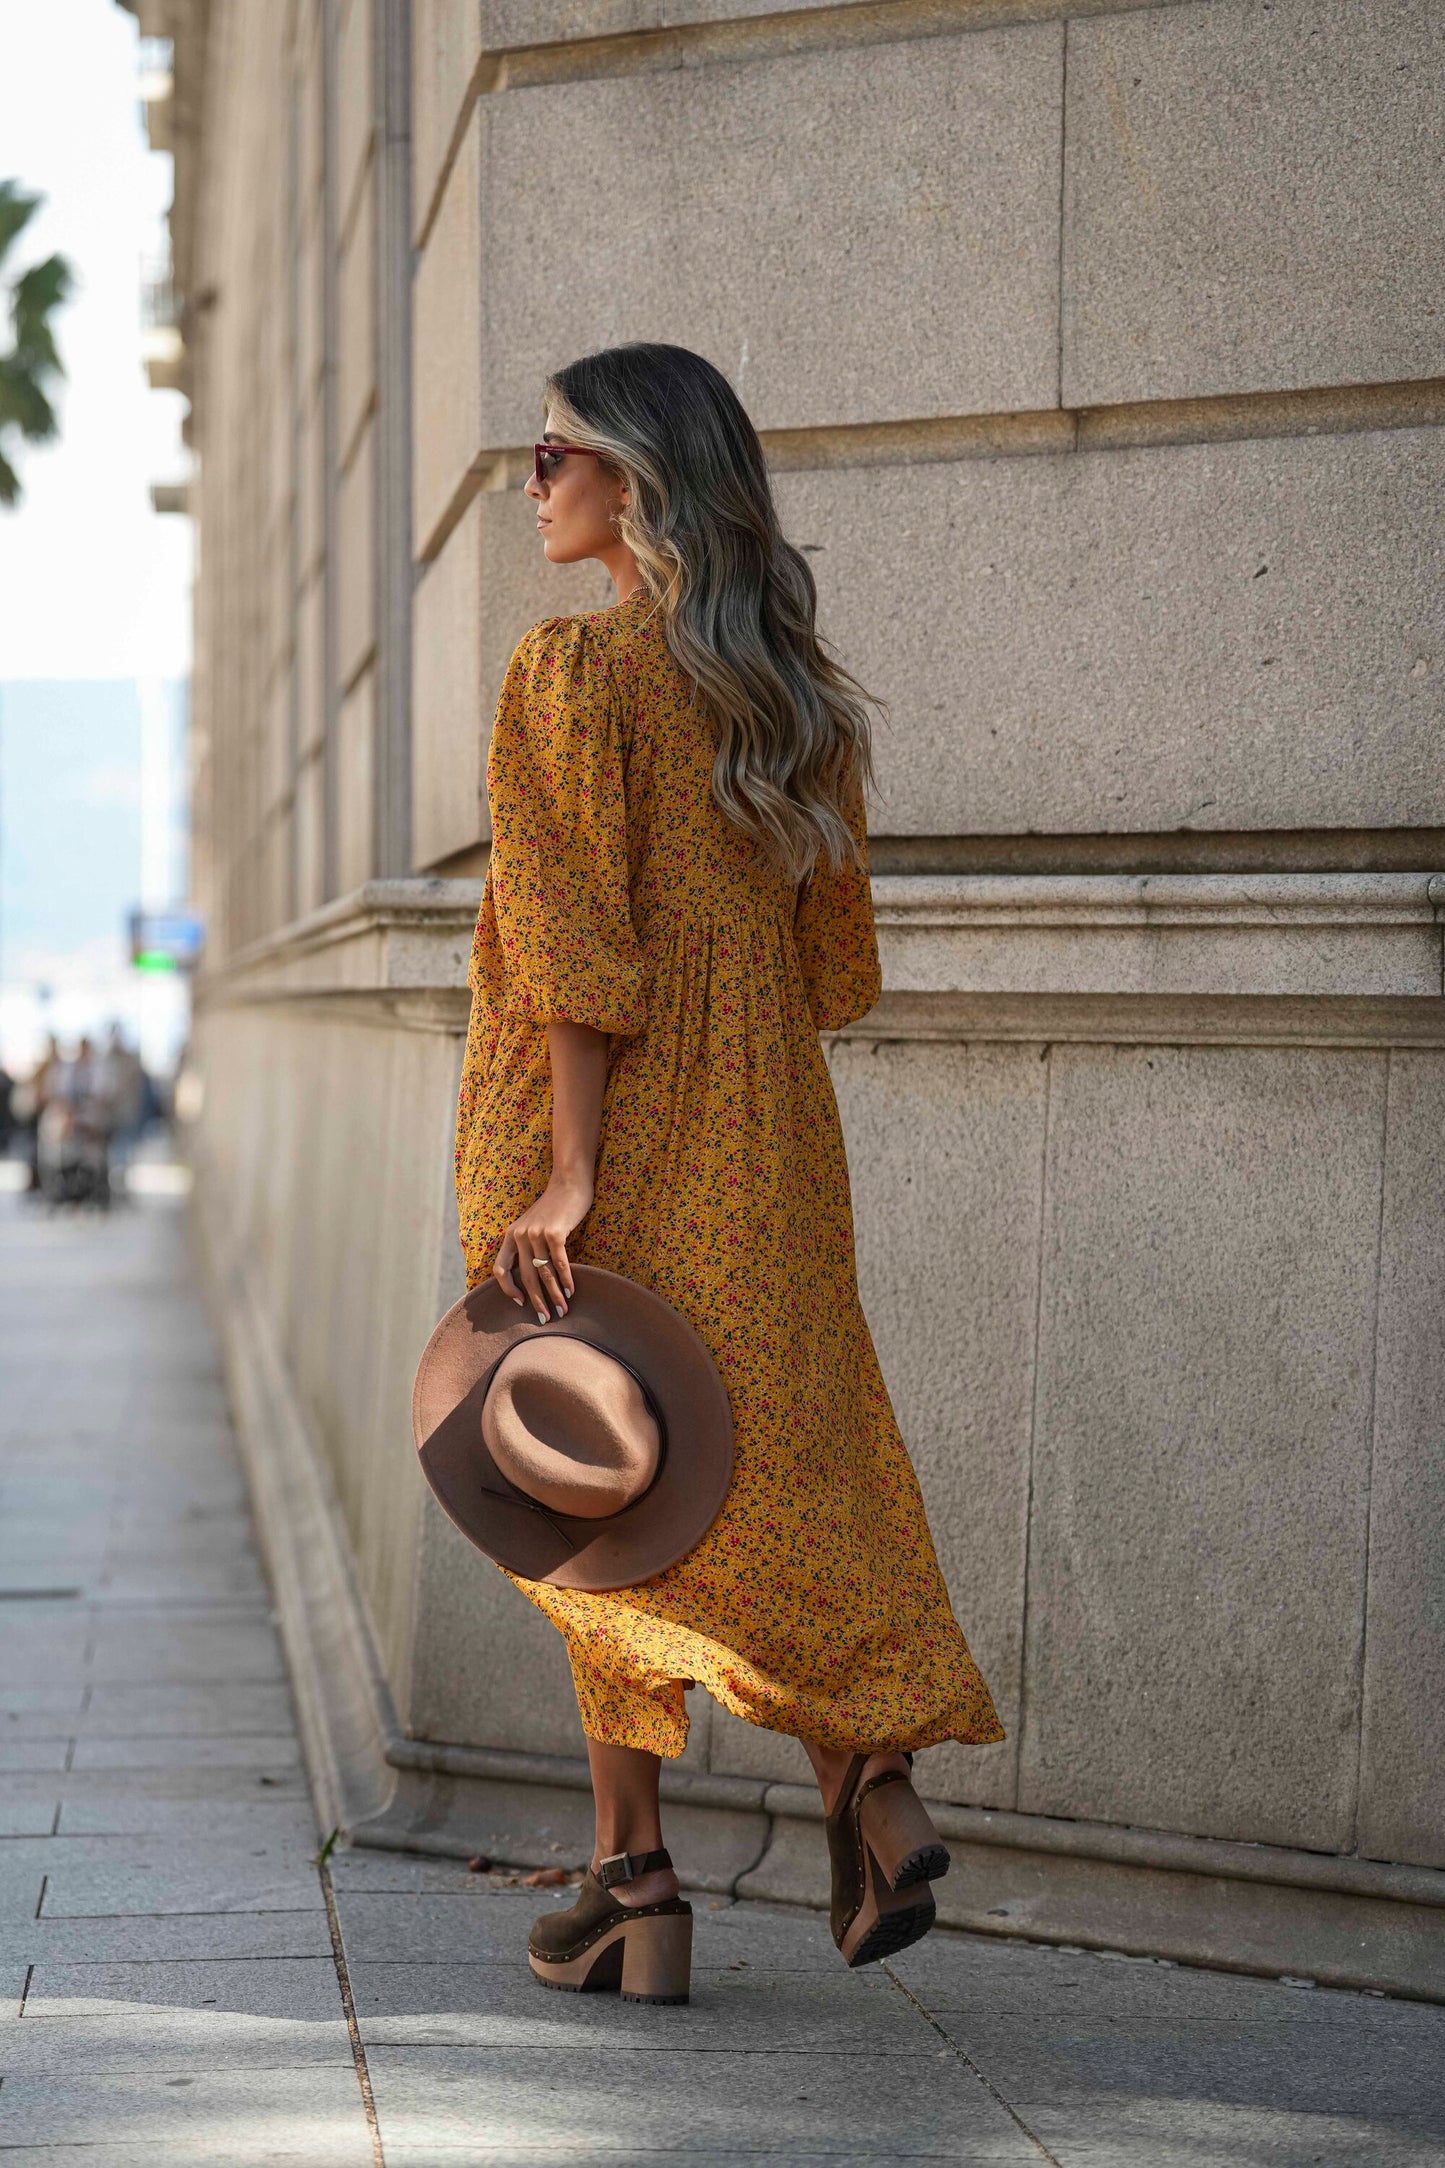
492, 1214, 577, 1321
491, 1227, 524, 1306
537, 1233, 572, 1314
514, 1232, 550, 1325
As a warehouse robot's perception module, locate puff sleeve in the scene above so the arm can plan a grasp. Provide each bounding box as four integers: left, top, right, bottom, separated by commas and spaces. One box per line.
792, 772, 882, 1031
482, 616, 646, 1037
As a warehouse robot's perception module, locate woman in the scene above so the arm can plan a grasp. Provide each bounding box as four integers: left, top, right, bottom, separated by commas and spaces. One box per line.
455, 343, 1002, 1999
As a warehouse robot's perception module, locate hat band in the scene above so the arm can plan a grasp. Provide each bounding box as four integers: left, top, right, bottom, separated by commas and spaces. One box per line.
472, 1332, 671, 1538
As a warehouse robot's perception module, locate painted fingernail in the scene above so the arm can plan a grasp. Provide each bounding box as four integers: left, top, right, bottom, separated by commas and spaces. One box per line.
554, 1304, 565, 1319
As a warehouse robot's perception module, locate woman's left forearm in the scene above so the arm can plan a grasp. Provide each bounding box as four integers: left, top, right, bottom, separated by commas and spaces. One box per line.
492, 1019, 609, 1323
547, 1020, 609, 1183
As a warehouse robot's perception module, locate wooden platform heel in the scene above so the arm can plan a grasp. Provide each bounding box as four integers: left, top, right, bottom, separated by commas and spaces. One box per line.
527, 1847, 693, 2005
858, 1763, 951, 1893
826, 1755, 950, 1968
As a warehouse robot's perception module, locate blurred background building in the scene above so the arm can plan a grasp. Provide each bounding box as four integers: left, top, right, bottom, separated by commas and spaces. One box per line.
136, 0, 1445, 1991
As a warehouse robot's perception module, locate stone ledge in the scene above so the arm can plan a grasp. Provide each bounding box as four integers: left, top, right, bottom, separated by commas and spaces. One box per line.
196, 872, 1445, 1020
871, 873, 1445, 1001
195, 878, 485, 1013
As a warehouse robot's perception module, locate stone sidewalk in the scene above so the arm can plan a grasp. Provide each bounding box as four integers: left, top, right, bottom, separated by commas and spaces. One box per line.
1, 1178, 1443, 2166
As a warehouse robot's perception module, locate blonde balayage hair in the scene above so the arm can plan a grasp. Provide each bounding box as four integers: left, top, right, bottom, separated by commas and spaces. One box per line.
543, 343, 878, 884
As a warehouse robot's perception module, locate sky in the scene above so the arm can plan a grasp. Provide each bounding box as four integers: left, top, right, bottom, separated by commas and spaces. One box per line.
0, 0, 191, 1074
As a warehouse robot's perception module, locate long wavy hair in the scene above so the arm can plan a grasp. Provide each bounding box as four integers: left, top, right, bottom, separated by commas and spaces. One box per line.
542, 343, 879, 883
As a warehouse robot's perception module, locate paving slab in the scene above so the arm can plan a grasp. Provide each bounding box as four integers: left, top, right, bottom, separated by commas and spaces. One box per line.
79, 1680, 298, 1736
363, 2043, 1036, 2160
353, 1957, 928, 2054
84, 1618, 286, 1685
890, 1932, 1445, 2029
0, 1738, 69, 1772
0, 2153, 366, 2168
36, 1840, 326, 1916
70, 1731, 302, 1772
0, 1909, 334, 1963
55, 1796, 315, 1840
0, 1958, 351, 2074
4, 1763, 306, 1803
0, 2065, 375, 2154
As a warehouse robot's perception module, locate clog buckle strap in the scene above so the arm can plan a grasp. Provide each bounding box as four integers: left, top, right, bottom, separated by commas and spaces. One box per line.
597, 1846, 672, 1888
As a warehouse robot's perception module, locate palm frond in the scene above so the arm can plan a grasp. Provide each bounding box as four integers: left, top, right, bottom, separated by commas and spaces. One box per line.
0, 353, 58, 443
13, 254, 72, 368
0, 181, 42, 269
0, 443, 20, 506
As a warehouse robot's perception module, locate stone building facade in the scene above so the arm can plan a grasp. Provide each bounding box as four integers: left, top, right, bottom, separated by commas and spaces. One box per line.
136, 0, 1445, 1995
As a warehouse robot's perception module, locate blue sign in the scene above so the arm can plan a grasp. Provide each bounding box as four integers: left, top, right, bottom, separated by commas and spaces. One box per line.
129, 908, 205, 971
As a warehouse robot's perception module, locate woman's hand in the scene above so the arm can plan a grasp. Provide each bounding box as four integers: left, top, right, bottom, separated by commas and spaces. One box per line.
493, 1171, 594, 1323
493, 1020, 610, 1324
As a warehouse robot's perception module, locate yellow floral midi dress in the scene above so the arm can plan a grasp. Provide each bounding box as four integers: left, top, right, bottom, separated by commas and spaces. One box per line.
455, 589, 1002, 1759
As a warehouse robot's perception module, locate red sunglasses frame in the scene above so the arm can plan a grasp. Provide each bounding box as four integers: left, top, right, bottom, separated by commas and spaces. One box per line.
533, 441, 603, 488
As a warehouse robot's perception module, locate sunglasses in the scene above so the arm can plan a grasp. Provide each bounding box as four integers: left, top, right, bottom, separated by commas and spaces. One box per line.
533, 441, 603, 488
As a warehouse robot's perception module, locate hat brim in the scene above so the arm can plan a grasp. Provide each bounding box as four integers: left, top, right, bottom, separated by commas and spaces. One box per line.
411, 1266, 734, 1592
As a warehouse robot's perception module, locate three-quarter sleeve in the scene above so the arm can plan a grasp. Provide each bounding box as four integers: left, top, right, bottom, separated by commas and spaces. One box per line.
792, 772, 882, 1031
483, 616, 646, 1036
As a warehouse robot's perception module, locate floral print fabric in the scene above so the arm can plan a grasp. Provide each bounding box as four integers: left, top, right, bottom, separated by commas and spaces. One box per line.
455, 590, 1003, 1758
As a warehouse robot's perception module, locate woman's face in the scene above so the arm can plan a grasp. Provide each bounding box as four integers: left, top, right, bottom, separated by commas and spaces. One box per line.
524, 411, 629, 565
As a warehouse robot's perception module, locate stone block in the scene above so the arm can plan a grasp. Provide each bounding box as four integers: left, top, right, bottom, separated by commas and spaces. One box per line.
260, 668, 291, 818
412, 488, 614, 870
411, 498, 482, 869
1018, 1045, 1386, 1852
297, 392, 325, 585
335, 0, 374, 240
777, 426, 1445, 836
413, 0, 479, 240
296, 575, 324, 759
337, 169, 376, 465
298, 6, 326, 206
742, 1823, 1445, 2001
830, 1038, 1046, 1807
413, 103, 480, 556
295, 752, 325, 917
477, 488, 614, 725
480, 0, 864, 40
334, 666, 375, 896
406, 1497, 585, 1758
473, 24, 1062, 443
296, 208, 324, 420
336, 416, 376, 691
1357, 1052, 1445, 1868
1065, 0, 1445, 405
704, 1705, 811, 1787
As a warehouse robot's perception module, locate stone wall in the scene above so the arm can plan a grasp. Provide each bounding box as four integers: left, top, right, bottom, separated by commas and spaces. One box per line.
162, 0, 1445, 1985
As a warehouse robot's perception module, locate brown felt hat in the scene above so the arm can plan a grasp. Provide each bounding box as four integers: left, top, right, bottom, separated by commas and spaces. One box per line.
411, 1265, 734, 1592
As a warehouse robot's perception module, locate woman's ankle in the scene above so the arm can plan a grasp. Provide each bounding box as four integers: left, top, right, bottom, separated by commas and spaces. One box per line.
590, 1851, 679, 1908
806, 1744, 911, 1816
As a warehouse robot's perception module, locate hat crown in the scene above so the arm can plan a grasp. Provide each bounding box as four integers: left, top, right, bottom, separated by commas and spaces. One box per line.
480, 1335, 659, 1521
